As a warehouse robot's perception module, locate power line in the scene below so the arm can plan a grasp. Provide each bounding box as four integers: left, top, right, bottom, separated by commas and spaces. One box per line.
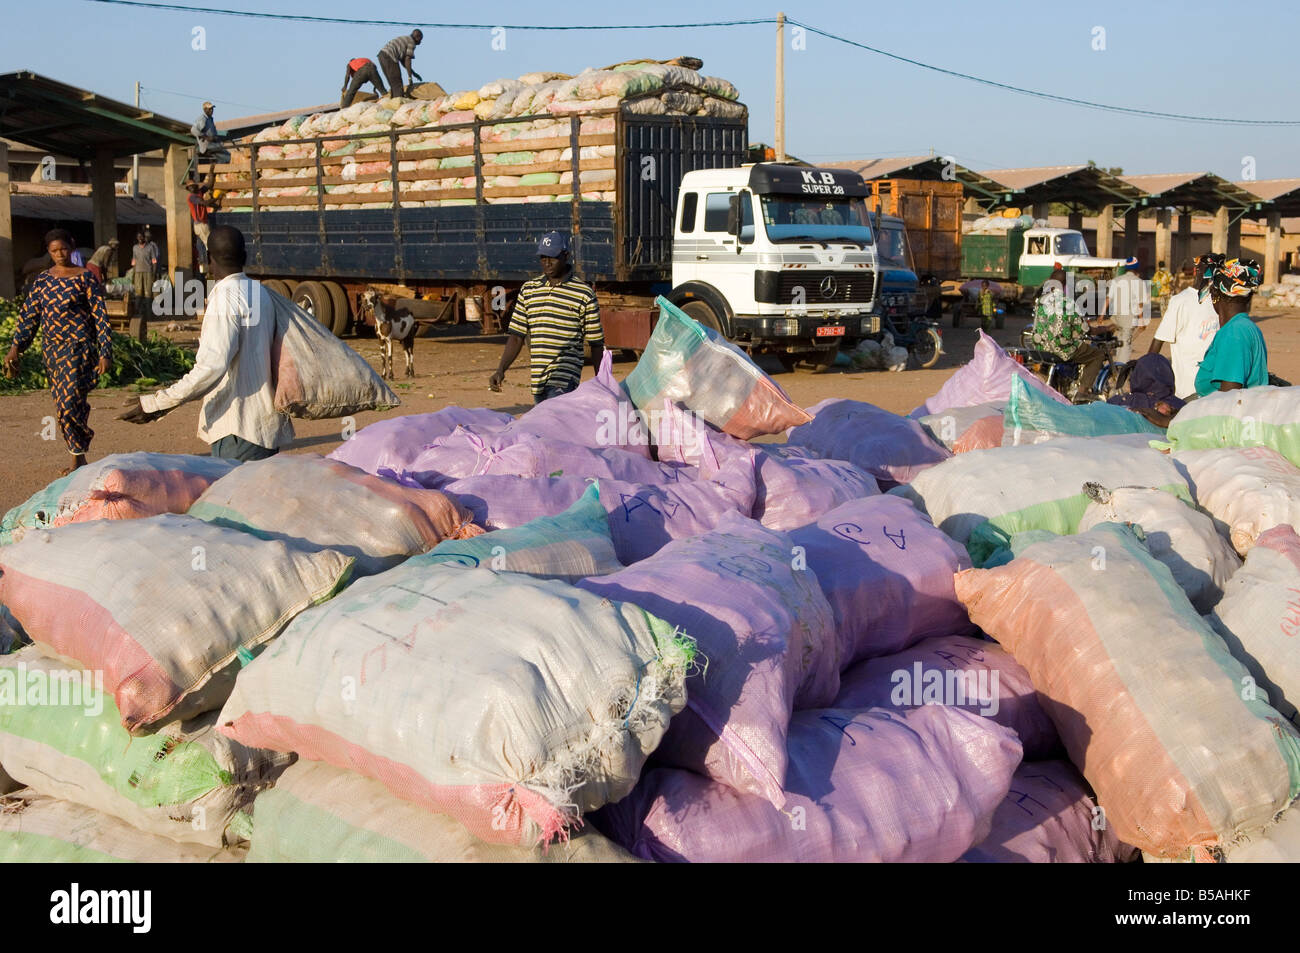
80, 1, 774, 30
75, 2, 1300, 127
141, 85, 266, 111
786, 18, 1300, 128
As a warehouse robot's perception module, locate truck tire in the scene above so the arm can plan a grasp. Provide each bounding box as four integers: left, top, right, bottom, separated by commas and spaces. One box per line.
293, 280, 334, 330
776, 353, 799, 373
951, 302, 963, 328
263, 279, 291, 299
995, 311, 1005, 330
681, 299, 723, 334
324, 281, 350, 337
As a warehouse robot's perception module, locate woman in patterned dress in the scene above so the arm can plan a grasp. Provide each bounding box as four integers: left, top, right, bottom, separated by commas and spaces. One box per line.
3, 229, 114, 473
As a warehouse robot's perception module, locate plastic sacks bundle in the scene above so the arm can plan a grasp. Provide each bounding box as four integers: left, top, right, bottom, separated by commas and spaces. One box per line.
961, 761, 1138, 863
597, 706, 1022, 863
189, 454, 483, 577
834, 634, 1060, 760
0, 453, 238, 544
1161, 386, 1300, 466
1209, 526, 1300, 722
327, 407, 514, 476
895, 438, 1191, 566
955, 523, 1300, 858
1077, 483, 1240, 613
407, 483, 622, 582
623, 297, 811, 439
268, 288, 399, 418
0, 514, 354, 732
788, 496, 975, 666
0, 793, 246, 863
218, 565, 693, 847
0, 650, 289, 847
918, 401, 1005, 453
786, 398, 952, 486
579, 512, 839, 806
1175, 446, 1300, 556
1002, 375, 1164, 446
247, 761, 640, 863
911, 330, 1069, 417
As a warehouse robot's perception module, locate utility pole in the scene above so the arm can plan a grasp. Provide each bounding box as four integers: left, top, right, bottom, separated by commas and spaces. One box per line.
133, 81, 141, 198
775, 11, 786, 162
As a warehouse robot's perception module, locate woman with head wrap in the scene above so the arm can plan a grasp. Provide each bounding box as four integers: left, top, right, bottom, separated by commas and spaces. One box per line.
1193, 257, 1267, 397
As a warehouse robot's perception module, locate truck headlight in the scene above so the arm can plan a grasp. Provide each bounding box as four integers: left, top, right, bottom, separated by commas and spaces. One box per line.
774, 319, 800, 336
861, 316, 880, 334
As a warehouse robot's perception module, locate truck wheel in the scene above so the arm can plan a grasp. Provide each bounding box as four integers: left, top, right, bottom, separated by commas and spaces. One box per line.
681, 299, 723, 334
995, 311, 1006, 330
776, 354, 799, 373
324, 281, 350, 337
293, 281, 334, 330
263, 279, 290, 299
808, 349, 838, 374
912, 328, 942, 369
951, 303, 963, 328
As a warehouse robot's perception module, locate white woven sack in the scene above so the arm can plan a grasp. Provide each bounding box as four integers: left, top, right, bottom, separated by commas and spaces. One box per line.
1175, 446, 1300, 555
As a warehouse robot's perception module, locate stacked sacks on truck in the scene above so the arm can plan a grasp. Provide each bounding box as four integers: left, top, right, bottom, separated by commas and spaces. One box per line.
217, 59, 745, 209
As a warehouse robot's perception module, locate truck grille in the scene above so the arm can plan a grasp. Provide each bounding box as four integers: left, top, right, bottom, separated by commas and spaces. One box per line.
776, 271, 873, 306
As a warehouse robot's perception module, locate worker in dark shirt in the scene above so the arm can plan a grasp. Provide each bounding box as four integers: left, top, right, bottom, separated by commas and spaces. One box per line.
341, 56, 387, 107
377, 30, 423, 98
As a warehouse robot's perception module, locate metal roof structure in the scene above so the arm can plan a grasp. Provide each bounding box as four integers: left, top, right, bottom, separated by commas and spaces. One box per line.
0, 71, 192, 159
1234, 178, 1300, 216
1120, 172, 1260, 211
9, 192, 165, 225
978, 164, 1146, 209
822, 155, 1004, 200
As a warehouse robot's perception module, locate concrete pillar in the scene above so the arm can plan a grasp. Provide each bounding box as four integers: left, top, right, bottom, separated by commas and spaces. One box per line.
1123, 208, 1140, 257
1211, 205, 1229, 255
163, 144, 193, 279
1155, 208, 1172, 270
0, 141, 13, 299
1227, 215, 1242, 259
1067, 209, 1083, 232
1266, 210, 1282, 285
1096, 205, 1115, 258
91, 149, 118, 250
1175, 210, 1193, 271
1031, 201, 1050, 222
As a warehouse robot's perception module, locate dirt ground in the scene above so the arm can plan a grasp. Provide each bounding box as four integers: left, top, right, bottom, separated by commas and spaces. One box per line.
3, 306, 1298, 513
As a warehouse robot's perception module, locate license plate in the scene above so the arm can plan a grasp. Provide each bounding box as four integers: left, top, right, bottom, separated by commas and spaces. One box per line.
815, 325, 845, 337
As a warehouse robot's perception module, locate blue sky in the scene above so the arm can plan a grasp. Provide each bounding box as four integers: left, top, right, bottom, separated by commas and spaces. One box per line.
2, 0, 1297, 181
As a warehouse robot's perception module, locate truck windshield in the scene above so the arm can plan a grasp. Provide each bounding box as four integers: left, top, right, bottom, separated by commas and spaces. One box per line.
760, 195, 873, 244
1054, 233, 1089, 256
877, 223, 914, 270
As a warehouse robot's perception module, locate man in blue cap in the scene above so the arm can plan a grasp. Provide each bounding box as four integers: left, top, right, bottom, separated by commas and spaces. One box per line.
1102, 256, 1150, 363
490, 231, 604, 403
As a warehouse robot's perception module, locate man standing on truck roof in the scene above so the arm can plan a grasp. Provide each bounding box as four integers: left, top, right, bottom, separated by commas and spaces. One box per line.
341, 56, 387, 107
118, 225, 294, 461
490, 231, 604, 405
377, 30, 423, 99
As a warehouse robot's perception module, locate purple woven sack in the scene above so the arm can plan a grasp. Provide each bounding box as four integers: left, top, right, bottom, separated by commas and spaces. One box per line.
579, 512, 840, 805
834, 634, 1060, 759
445, 447, 757, 564
596, 705, 1022, 862
789, 495, 974, 665
911, 330, 1070, 418
786, 399, 951, 487
327, 407, 513, 475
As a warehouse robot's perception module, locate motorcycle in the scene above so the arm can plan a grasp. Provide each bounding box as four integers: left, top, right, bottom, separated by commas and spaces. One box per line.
881, 310, 944, 370
1007, 328, 1128, 404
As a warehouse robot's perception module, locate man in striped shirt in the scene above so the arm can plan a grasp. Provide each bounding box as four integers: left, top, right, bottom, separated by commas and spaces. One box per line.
491, 231, 604, 404
377, 30, 423, 99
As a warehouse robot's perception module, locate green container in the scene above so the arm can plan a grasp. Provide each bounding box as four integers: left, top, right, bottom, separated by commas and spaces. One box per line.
961, 227, 1026, 281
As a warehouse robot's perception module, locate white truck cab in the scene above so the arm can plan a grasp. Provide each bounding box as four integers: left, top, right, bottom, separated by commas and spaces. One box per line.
1018, 227, 1124, 285
668, 163, 881, 364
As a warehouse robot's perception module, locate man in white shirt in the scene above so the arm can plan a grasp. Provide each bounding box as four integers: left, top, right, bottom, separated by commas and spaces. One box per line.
1102, 257, 1150, 364
1147, 253, 1221, 400
119, 226, 294, 460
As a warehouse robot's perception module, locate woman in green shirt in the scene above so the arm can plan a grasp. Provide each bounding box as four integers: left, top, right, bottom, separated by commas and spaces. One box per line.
1193, 258, 1268, 397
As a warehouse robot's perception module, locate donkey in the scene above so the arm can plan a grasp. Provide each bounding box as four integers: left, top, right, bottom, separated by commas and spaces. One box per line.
361, 288, 418, 380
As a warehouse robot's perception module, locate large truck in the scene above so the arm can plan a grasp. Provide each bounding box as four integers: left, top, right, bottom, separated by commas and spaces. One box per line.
211, 106, 880, 363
